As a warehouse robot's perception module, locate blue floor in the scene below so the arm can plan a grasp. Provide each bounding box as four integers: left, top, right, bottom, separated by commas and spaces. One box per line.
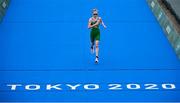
0, 0, 180, 102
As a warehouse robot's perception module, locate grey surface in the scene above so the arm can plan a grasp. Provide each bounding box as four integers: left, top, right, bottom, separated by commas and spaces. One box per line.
164, 0, 180, 23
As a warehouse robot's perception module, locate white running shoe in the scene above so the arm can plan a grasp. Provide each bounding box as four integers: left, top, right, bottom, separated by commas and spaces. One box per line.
95, 57, 99, 64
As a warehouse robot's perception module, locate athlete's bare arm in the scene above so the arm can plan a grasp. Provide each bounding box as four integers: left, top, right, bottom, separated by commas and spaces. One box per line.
101, 19, 107, 28
88, 18, 106, 29
88, 20, 92, 29
89, 19, 101, 28
98, 18, 106, 28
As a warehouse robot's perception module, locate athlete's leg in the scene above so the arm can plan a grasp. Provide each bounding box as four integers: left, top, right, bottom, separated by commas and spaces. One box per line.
95, 40, 99, 57
91, 41, 95, 54
90, 31, 95, 54
91, 41, 94, 49
95, 40, 99, 63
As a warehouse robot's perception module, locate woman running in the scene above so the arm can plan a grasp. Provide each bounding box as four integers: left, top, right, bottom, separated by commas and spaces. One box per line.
88, 9, 107, 63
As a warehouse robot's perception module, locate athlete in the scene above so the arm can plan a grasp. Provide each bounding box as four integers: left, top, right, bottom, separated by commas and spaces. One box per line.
88, 9, 107, 64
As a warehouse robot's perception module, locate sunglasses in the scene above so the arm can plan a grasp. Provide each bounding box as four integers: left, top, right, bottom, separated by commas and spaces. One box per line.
93, 14, 98, 15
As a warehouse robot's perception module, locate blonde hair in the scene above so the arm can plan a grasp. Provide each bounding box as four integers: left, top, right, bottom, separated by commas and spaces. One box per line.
92, 8, 98, 13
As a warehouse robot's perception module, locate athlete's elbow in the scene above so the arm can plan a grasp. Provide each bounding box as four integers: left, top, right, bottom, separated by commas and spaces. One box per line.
88, 26, 91, 29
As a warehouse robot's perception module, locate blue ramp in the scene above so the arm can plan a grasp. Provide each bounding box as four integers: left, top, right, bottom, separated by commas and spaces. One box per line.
0, 0, 180, 102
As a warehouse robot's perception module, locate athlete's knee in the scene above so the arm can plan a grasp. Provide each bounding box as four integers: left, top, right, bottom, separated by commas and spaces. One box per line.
96, 43, 99, 48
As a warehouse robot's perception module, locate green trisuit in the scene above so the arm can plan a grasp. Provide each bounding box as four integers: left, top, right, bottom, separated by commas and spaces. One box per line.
90, 20, 100, 44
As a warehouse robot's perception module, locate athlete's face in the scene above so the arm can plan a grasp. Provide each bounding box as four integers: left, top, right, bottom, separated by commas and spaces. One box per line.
93, 11, 98, 18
